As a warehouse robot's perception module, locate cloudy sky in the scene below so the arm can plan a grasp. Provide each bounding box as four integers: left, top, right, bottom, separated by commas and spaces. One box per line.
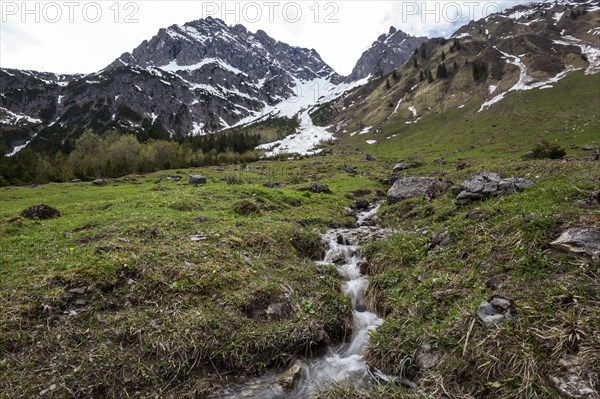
1, 0, 539, 75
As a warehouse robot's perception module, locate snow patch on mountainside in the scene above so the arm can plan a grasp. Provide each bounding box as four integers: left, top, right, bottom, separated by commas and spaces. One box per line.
235, 75, 370, 156
160, 58, 245, 75
257, 110, 334, 157
554, 36, 600, 75
0, 107, 42, 125
480, 48, 583, 111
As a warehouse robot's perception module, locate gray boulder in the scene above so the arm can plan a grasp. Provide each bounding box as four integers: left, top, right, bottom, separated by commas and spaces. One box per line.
428, 229, 452, 250
92, 179, 106, 186
415, 343, 438, 369
393, 163, 407, 172
551, 228, 600, 258
455, 172, 533, 205
575, 190, 600, 208
189, 175, 207, 186
275, 360, 305, 390
477, 296, 513, 327
387, 176, 436, 204
549, 355, 598, 399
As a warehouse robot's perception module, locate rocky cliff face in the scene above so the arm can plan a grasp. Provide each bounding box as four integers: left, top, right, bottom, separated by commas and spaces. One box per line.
345, 27, 428, 82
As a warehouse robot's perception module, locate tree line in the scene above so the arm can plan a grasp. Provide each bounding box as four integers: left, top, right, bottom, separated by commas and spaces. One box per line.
0, 130, 262, 186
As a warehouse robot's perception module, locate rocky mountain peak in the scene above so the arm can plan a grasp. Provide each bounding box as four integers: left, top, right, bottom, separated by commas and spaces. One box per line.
346, 27, 427, 82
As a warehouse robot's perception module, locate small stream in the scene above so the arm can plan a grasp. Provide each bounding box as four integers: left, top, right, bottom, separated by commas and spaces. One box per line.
217, 204, 387, 398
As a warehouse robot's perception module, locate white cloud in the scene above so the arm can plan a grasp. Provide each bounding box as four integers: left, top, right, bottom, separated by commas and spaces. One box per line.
0, 0, 541, 75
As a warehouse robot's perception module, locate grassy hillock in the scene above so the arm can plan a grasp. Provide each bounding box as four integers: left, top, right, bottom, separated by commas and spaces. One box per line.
1, 72, 598, 398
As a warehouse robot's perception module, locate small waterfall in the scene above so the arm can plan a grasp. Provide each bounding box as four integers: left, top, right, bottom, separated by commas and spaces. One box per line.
217, 204, 385, 398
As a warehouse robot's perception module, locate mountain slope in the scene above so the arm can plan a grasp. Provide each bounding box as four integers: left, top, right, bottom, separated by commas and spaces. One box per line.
312, 0, 600, 137
346, 27, 428, 82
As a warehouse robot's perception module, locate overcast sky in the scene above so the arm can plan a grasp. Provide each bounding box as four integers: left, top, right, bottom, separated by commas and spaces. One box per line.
1, 0, 540, 76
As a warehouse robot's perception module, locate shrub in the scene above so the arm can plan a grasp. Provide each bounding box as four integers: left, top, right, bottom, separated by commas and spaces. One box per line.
527, 140, 566, 159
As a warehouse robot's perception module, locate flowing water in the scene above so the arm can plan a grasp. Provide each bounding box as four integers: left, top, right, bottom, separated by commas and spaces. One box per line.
217, 204, 388, 398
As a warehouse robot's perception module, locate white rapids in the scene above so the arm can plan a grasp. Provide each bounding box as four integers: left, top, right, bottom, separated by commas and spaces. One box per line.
216, 204, 387, 398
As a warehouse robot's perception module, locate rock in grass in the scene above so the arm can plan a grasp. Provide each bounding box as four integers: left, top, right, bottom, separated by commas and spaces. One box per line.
428, 229, 452, 250
415, 343, 438, 369
387, 176, 450, 204
477, 296, 513, 327
189, 175, 207, 186
92, 179, 106, 186
363, 154, 377, 162
342, 165, 358, 175
266, 301, 292, 321
575, 190, 600, 208
393, 163, 407, 172
549, 355, 598, 399
300, 183, 332, 194
20, 204, 61, 220
455, 172, 533, 205
551, 228, 600, 258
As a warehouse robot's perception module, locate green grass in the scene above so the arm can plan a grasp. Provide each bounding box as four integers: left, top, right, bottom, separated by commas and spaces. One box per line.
339, 72, 599, 162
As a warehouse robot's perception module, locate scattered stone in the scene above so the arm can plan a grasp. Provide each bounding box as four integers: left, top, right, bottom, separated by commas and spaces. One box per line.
342, 165, 358, 175
20, 204, 61, 220
192, 216, 209, 223
190, 234, 208, 242
428, 229, 452, 250
352, 199, 371, 211
363, 154, 377, 162
575, 190, 600, 208
189, 175, 207, 186
266, 301, 292, 321
549, 355, 598, 399
455, 172, 533, 205
415, 343, 438, 369
358, 260, 370, 275
432, 289, 459, 301
275, 360, 305, 390
393, 163, 407, 172
477, 261, 497, 273
477, 296, 513, 327
466, 208, 488, 220
387, 176, 437, 204
263, 182, 281, 189
581, 145, 600, 151
302, 183, 332, 194
589, 150, 600, 161
70, 179, 82, 183
68, 287, 87, 295
331, 250, 348, 265
485, 277, 498, 290
75, 299, 87, 306
144, 228, 159, 237
425, 178, 452, 201
551, 228, 600, 258
389, 174, 400, 185
92, 179, 106, 186
432, 158, 446, 166
456, 161, 469, 171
